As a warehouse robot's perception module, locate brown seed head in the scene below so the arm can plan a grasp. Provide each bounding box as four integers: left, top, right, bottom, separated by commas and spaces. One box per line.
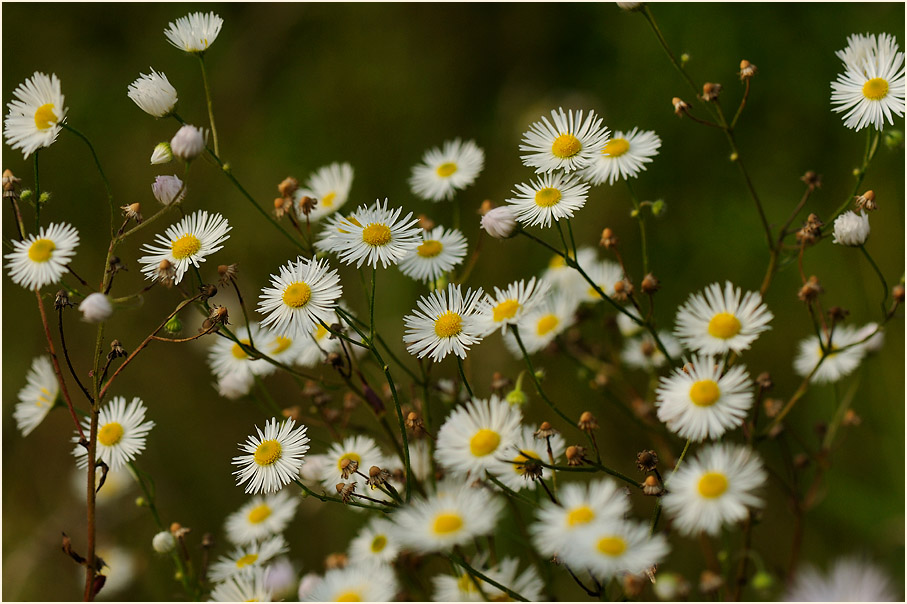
339, 458, 359, 479
578, 411, 598, 432
600, 227, 618, 248
417, 214, 435, 231
738, 59, 757, 80
623, 572, 647, 597
827, 306, 849, 324
642, 475, 663, 496
298, 195, 317, 216
535, 421, 559, 439
199, 283, 218, 300
565, 445, 586, 466
2, 169, 21, 192
893, 284, 905, 304
641, 273, 660, 294
672, 96, 691, 116
800, 171, 822, 190
479, 199, 494, 215
796, 213, 824, 245
325, 552, 348, 570
54, 289, 72, 310
640, 339, 657, 358
155, 259, 176, 287
278, 176, 299, 198
169, 522, 182, 534
798, 275, 823, 303
274, 196, 292, 218
490, 371, 512, 391
793, 453, 810, 469
631, 397, 654, 420
367, 466, 392, 487
756, 372, 773, 391
700, 570, 724, 593
612, 279, 634, 301
842, 409, 862, 427
121, 202, 143, 222
281, 406, 302, 422
109, 339, 128, 359
701, 82, 723, 102
636, 449, 659, 472
855, 189, 877, 212
763, 398, 783, 418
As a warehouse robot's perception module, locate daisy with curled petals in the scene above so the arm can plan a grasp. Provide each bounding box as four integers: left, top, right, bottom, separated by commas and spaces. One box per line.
209, 535, 288, 582
138, 210, 231, 285
328, 199, 422, 268
294, 162, 354, 222
319, 435, 389, 491
403, 283, 485, 361
389, 480, 503, 553
784, 556, 897, 602
674, 281, 773, 356
207, 323, 276, 382
655, 355, 754, 442
506, 171, 590, 228
519, 107, 610, 174
5, 222, 79, 290
210, 567, 273, 602
433, 555, 544, 602
72, 396, 155, 471
224, 491, 300, 546
488, 425, 566, 492
257, 256, 342, 340
233, 418, 310, 494
434, 395, 522, 479
477, 277, 549, 336
831, 33, 905, 131
304, 562, 398, 602
561, 518, 670, 581
4, 72, 66, 157
503, 291, 579, 356
14, 356, 59, 437
348, 517, 401, 565
530, 479, 631, 557
409, 138, 485, 201
662, 443, 766, 536
164, 12, 224, 53
581, 127, 662, 186
398, 225, 468, 283
793, 324, 867, 384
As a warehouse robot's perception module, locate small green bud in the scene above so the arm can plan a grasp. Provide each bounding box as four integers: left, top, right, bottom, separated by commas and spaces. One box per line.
222, 162, 231, 173
174, 570, 184, 581
730, 151, 739, 162
680, 52, 691, 65
751, 571, 774, 591
150, 142, 173, 165
852, 167, 861, 177
534, 368, 546, 381
630, 208, 640, 218
165, 315, 183, 335
135, 497, 147, 507
651, 199, 667, 217
883, 129, 904, 150
505, 388, 528, 406
20, 189, 33, 202
38, 192, 51, 204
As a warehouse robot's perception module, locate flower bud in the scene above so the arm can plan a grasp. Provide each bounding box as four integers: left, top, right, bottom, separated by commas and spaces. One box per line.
170, 124, 207, 161
751, 571, 774, 591
165, 315, 183, 335
297, 573, 322, 601
152, 531, 177, 554
651, 199, 666, 217
738, 59, 757, 80
854, 190, 877, 212
883, 129, 904, 150
128, 69, 178, 118
672, 97, 691, 116
79, 293, 113, 323
832, 210, 870, 246
152, 175, 186, 206
701, 82, 722, 102
150, 142, 173, 165
480, 206, 517, 239
505, 387, 528, 406
641, 273, 660, 294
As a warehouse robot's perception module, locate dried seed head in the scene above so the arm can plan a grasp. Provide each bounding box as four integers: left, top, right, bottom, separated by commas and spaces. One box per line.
636, 449, 659, 472
643, 475, 663, 496
842, 409, 862, 427
326, 352, 344, 371
281, 406, 302, 422
367, 466, 392, 488
827, 306, 849, 324
274, 196, 292, 218
701, 82, 723, 102
756, 372, 773, 391
623, 572, 647, 597
800, 171, 822, 190
798, 275, 823, 303
793, 453, 810, 469
632, 398, 654, 420
339, 458, 359, 479
324, 552, 348, 570
672, 97, 691, 116
490, 372, 512, 391
169, 522, 182, 534
578, 411, 598, 432
108, 339, 128, 360
535, 421, 559, 439
565, 445, 587, 466
738, 59, 757, 80
855, 190, 877, 212
155, 259, 176, 287
54, 289, 72, 310
405, 411, 424, 433
335, 482, 356, 504
206, 304, 230, 329
478, 199, 495, 215
613, 279, 634, 301
2, 169, 21, 192
417, 214, 435, 231
278, 176, 299, 199
893, 284, 905, 304
641, 273, 660, 294
600, 227, 618, 248
763, 398, 783, 418
640, 339, 657, 358
199, 283, 218, 301
298, 195, 317, 217
796, 213, 824, 245
217, 263, 239, 287
121, 202, 143, 223
700, 570, 724, 594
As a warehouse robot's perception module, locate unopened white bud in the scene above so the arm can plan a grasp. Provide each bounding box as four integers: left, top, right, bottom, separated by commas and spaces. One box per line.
79, 293, 112, 323
152, 531, 177, 553
127, 69, 178, 118
832, 210, 870, 246
152, 175, 186, 206
297, 573, 322, 601
150, 142, 173, 165
480, 206, 517, 239
170, 125, 207, 161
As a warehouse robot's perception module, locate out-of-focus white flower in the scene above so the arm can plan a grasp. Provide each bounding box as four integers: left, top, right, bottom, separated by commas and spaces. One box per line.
480, 206, 518, 239
79, 292, 113, 323
170, 124, 207, 161
151, 175, 185, 205
152, 531, 176, 553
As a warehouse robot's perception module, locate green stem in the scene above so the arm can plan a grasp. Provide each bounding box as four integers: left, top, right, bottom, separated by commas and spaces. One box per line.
197, 54, 220, 156
456, 356, 474, 398
61, 123, 115, 236
293, 479, 392, 511
651, 439, 692, 534
641, 6, 701, 100
369, 267, 377, 345
509, 325, 575, 428
368, 344, 414, 503
858, 244, 889, 316
625, 180, 650, 274
823, 374, 861, 451
829, 129, 880, 221
33, 150, 40, 230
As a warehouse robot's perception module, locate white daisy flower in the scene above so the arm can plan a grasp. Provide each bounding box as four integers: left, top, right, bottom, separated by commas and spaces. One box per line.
576, 258, 624, 302
207, 323, 276, 382
477, 277, 550, 336
298, 453, 329, 485
164, 12, 224, 53
151, 174, 184, 205
5, 222, 79, 290
530, 478, 631, 558
506, 171, 590, 228
402, 283, 485, 361
224, 491, 300, 546
480, 206, 518, 239
519, 107, 610, 174
233, 418, 311, 494
793, 324, 867, 384
855, 322, 885, 353
150, 141, 173, 165
488, 425, 566, 492
835, 33, 897, 68
432, 555, 544, 602
72, 396, 155, 471
170, 124, 207, 161
409, 138, 485, 201
259, 327, 308, 366
674, 281, 773, 355
126, 69, 178, 118
398, 226, 468, 283
784, 556, 897, 602
661, 443, 766, 536
655, 355, 754, 442
327, 199, 422, 269
263, 557, 298, 599
209, 535, 288, 582
832, 210, 870, 246
348, 517, 401, 565
581, 127, 662, 185
434, 395, 523, 479
4, 72, 67, 157
319, 435, 389, 492
217, 371, 254, 400
561, 518, 670, 581
257, 256, 342, 340
314, 210, 360, 253
503, 292, 579, 356
831, 33, 905, 131
14, 356, 59, 437
138, 210, 230, 285
389, 481, 503, 553
622, 331, 683, 372
78, 292, 113, 323
294, 162, 354, 222
211, 567, 273, 602
304, 562, 398, 602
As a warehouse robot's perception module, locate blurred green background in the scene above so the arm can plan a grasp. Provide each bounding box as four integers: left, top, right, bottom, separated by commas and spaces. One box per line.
3, 2, 904, 601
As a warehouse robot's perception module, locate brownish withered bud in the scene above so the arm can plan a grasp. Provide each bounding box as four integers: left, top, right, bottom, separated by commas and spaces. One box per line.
108, 339, 128, 360
756, 372, 773, 391
339, 457, 359, 479
535, 421, 559, 439
793, 453, 811, 469
798, 275, 823, 303
201, 533, 215, 549
827, 306, 849, 324
738, 59, 757, 80
796, 213, 824, 245
763, 398, 783, 418
204, 305, 230, 332
842, 409, 862, 427
565, 445, 587, 466
600, 227, 618, 248
701, 82, 723, 102
612, 278, 634, 301
641, 273, 660, 294
303, 380, 324, 398
632, 397, 654, 420
326, 352, 344, 371
672, 96, 691, 116
623, 572, 647, 598
155, 259, 176, 287
281, 406, 302, 422
278, 176, 299, 198
335, 482, 356, 504
490, 371, 512, 391
800, 170, 822, 190
417, 214, 435, 230
199, 283, 218, 300
274, 196, 292, 218
121, 202, 143, 223
578, 411, 598, 432
325, 552, 348, 570
640, 339, 657, 358
367, 465, 392, 487
2, 169, 21, 193
636, 449, 659, 472
854, 189, 877, 212
700, 570, 724, 594
169, 522, 183, 535
298, 195, 317, 217
893, 284, 905, 304
54, 289, 72, 310
643, 475, 663, 496
405, 411, 424, 433
342, 392, 358, 412
218, 263, 239, 286
479, 199, 494, 215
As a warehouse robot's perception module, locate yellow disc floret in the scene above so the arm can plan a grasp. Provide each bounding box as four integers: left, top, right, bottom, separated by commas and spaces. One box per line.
434, 311, 462, 338
432, 512, 464, 535
708, 312, 741, 339
321, 192, 337, 208
247, 504, 272, 524
596, 536, 627, 557
235, 553, 259, 568
337, 452, 361, 471
417, 240, 443, 258
551, 133, 582, 158
697, 471, 729, 498
254, 439, 282, 466
536, 314, 559, 336
232, 339, 251, 360
282, 282, 312, 308
566, 505, 595, 527
98, 422, 125, 446
270, 336, 293, 355
469, 429, 501, 456
493, 299, 520, 322
602, 138, 630, 157
171, 234, 201, 259
689, 380, 721, 407
28, 238, 56, 262
34, 103, 57, 130
534, 187, 562, 208
335, 591, 363, 602
436, 162, 458, 177
362, 223, 392, 246
370, 535, 387, 553
862, 77, 889, 101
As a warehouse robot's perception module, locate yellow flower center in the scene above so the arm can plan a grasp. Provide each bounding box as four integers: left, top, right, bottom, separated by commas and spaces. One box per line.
707, 312, 741, 339
34, 103, 57, 130
171, 234, 201, 259
551, 133, 582, 158
534, 187, 562, 208
493, 299, 520, 322
98, 422, 124, 446
469, 429, 501, 457
247, 504, 272, 524
314, 323, 329, 340
512, 450, 541, 474
337, 452, 361, 471
596, 536, 627, 557
566, 505, 595, 527
322, 192, 337, 208
27, 238, 56, 262
432, 512, 463, 535
232, 339, 251, 360
370, 535, 387, 553
862, 77, 889, 101
602, 137, 630, 157
536, 313, 559, 336
253, 439, 282, 466
587, 285, 604, 298
697, 471, 729, 498
335, 591, 362, 602
270, 336, 293, 355
235, 553, 259, 568
362, 223, 392, 246
282, 281, 312, 308
436, 162, 458, 177
434, 311, 462, 338
417, 240, 443, 258
548, 254, 566, 269
689, 379, 721, 407
458, 574, 481, 594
